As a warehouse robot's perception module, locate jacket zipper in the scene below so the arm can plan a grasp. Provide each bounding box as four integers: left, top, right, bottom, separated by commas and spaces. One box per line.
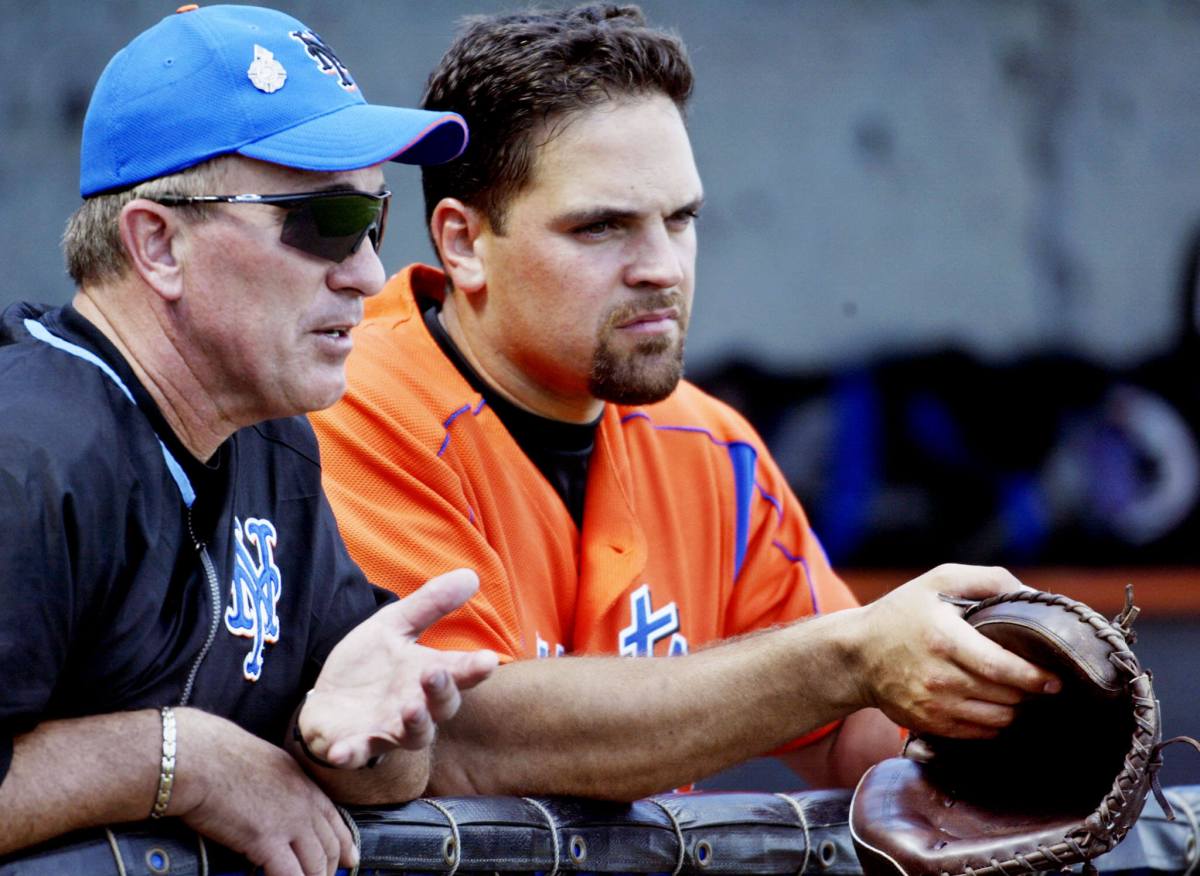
179, 506, 223, 707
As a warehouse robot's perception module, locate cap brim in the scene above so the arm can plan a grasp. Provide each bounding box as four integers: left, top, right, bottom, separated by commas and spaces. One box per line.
238, 104, 468, 171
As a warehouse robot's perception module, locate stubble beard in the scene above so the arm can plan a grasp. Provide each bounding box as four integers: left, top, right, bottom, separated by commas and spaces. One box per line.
587, 293, 689, 406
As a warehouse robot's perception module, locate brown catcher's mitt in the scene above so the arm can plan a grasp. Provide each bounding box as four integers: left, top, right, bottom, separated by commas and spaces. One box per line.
849, 587, 1199, 876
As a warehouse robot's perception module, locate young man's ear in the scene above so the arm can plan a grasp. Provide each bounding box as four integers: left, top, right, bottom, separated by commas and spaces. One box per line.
118, 199, 184, 301
431, 198, 487, 294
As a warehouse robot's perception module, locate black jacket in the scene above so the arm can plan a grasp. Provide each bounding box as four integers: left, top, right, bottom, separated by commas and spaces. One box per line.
0, 303, 390, 781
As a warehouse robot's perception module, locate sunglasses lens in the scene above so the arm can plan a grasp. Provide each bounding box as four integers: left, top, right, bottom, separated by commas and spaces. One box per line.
280, 194, 388, 262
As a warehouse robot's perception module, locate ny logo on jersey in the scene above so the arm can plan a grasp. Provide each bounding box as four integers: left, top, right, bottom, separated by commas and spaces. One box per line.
224, 517, 283, 681
290, 29, 356, 90
618, 584, 688, 657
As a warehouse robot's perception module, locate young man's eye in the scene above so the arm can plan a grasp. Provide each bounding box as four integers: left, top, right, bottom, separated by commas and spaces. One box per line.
669, 209, 699, 228
575, 220, 613, 237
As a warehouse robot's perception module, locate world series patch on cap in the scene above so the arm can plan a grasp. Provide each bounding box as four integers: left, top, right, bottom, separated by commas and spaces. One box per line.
80, 3, 468, 197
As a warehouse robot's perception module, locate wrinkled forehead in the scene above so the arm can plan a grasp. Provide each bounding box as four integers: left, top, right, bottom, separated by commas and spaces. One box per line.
525, 96, 700, 201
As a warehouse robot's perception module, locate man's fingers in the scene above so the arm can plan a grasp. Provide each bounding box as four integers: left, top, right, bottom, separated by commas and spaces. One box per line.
289, 829, 334, 876
934, 718, 1006, 741
925, 654, 1029, 707
299, 725, 339, 766
423, 669, 463, 723
313, 791, 353, 853
448, 649, 499, 689
900, 696, 1016, 740
399, 702, 437, 750
951, 625, 1060, 694
388, 568, 481, 636
957, 676, 1027, 707
325, 737, 358, 768
310, 810, 342, 876
256, 843, 305, 876
319, 795, 357, 869
948, 698, 1017, 730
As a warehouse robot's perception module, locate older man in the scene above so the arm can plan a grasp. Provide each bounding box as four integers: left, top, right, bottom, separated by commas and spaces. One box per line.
311, 3, 1058, 801
0, 6, 495, 875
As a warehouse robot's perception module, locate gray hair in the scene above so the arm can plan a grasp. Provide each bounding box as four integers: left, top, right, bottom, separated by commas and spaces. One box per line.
63, 157, 235, 286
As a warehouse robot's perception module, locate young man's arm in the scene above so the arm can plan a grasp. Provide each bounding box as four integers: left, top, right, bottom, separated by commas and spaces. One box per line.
780, 707, 902, 789
428, 566, 1058, 800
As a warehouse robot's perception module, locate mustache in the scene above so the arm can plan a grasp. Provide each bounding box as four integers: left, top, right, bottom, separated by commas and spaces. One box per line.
306, 303, 364, 333
602, 292, 688, 331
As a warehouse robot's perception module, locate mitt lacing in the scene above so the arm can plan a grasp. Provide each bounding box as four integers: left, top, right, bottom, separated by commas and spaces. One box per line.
947, 586, 1172, 876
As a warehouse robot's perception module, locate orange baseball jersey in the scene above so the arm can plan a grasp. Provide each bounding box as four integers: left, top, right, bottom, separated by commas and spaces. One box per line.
312, 265, 860, 670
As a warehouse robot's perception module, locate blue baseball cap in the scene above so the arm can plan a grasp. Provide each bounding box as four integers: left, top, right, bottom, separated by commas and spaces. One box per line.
80, 4, 468, 197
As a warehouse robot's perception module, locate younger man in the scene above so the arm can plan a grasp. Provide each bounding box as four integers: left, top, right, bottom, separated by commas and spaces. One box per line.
313, 5, 1057, 799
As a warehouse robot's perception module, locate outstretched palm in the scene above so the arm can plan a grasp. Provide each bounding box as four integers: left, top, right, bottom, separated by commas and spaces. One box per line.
299, 568, 499, 768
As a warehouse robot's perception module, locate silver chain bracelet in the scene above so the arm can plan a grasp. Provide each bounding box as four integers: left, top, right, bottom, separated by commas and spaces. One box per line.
150, 706, 177, 819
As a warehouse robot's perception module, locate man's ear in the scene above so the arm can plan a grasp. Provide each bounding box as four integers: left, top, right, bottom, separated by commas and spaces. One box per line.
118, 199, 185, 301
431, 198, 487, 294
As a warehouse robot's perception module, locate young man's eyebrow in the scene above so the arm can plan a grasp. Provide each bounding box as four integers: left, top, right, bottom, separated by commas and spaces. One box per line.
557, 197, 705, 227
556, 206, 640, 226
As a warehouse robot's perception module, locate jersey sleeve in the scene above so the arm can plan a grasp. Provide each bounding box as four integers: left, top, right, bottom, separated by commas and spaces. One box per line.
721, 419, 859, 636
311, 394, 526, 661
711, 408, 859, 754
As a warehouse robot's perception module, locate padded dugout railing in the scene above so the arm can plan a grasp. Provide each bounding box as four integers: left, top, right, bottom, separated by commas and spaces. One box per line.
2, 785, 1197, 875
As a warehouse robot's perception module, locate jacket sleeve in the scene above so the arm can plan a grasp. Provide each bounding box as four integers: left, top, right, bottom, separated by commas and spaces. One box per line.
0, 440, 92, 784
298, 485, 399, 687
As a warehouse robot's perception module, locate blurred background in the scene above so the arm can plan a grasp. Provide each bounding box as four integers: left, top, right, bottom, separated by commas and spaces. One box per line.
3, 1, 1197, 783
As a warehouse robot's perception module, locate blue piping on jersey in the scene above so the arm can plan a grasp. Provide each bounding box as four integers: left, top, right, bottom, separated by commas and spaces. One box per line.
772, 539, 799, 562
24, 318, 196, 507
725, 442, 756, 579
770, 542, 821, 613
756, 482, 784, 522
437, 398, 486, 524
620, 410, 814, 594
801, 557, 819, 613
437, 397, 488, 457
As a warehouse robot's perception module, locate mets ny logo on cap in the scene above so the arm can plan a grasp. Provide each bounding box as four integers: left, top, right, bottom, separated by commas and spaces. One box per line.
225, 517, 283, 681
293, 29, 356, 90
246, 30, 357, 95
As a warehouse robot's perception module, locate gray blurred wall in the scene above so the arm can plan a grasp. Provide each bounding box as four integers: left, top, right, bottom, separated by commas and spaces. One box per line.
4, 0, 1200, 786
6, 0, 1200, 372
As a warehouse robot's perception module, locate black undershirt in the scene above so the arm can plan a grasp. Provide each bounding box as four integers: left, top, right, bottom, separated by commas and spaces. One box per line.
422, 302, 600, 527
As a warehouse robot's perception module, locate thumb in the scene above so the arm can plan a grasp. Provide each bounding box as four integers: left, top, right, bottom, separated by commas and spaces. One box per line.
386, 568, 480, 637
926, 565, 1030, 602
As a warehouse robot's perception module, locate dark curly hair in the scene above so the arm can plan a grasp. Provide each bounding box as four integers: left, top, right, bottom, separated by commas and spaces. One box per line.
421, 4, 693, 234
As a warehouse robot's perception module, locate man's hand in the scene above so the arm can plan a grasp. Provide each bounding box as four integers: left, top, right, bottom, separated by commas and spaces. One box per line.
298, 568, 499, 769
851, 564, 1061, 738
168, 709, 356, 876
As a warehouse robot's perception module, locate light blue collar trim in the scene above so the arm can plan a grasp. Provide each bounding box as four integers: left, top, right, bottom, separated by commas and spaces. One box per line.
25, 317, 197, 508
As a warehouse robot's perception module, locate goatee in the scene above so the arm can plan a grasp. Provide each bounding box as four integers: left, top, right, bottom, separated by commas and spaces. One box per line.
588, 292, 688, 405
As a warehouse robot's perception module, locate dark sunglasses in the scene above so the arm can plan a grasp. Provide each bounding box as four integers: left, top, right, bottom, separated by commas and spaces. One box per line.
153, 189, 391, 263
